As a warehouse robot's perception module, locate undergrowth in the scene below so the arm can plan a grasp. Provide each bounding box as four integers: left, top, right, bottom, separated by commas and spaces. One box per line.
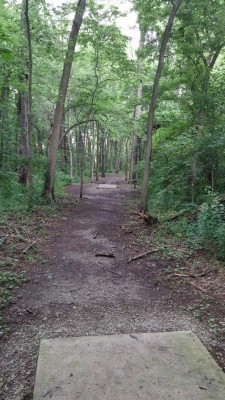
166, 199, 225, 261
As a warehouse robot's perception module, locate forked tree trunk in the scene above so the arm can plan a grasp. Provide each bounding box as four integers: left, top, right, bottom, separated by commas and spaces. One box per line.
43, 0, 86, 199
140, 0, 183, 213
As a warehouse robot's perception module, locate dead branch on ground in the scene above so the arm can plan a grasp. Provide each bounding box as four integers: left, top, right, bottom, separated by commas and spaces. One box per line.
23, 240, 36, 253
128, 249, 159, 264
95, 252, 115, 258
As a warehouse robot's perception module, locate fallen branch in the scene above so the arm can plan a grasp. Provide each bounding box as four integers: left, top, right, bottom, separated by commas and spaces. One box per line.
23, 240, 36, 253
172, 273, 192, 278
95, 252, 115, 258
128, 249, 159, 264
172, 271, 208, 279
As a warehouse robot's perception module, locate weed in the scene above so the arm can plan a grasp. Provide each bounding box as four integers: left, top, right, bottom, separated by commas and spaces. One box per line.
0, 271, 27, 304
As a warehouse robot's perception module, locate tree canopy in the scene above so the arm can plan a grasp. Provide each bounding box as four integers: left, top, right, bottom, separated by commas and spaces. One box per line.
1, 0, 225, 258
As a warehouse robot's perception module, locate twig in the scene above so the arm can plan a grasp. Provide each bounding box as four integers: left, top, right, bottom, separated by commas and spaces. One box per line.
128, 249, 159, 264
95, 252, 115, 258
23, 240, 36, 253
93, 232, 98, 239
172, 271, 208, 279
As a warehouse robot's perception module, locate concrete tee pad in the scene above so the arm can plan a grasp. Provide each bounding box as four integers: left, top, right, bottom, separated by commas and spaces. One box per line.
33, 331, 225, 400
97, 184, 117, 189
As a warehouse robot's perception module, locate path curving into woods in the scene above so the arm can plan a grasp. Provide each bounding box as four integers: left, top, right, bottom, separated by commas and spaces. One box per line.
0, 174, 224, 400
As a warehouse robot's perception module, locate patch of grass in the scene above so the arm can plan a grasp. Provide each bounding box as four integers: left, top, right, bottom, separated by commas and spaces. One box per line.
0, 271, 27, 305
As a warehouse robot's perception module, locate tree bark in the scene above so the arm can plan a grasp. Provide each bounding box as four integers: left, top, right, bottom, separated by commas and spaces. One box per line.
114, 140, 120, 173
130, 83, 142, 182
140, 0, 183, 213
18, 0, 32, 191
43, 0, 86, 199
0, 86, 9, 169
25, 0, 33, 208
95, 126, 100, 181
101, 129, 106, 178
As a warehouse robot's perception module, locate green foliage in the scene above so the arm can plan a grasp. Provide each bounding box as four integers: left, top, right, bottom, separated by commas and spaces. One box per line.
189, 200, 225, 260
0, 271, 27, 304
166, 199, 225, 260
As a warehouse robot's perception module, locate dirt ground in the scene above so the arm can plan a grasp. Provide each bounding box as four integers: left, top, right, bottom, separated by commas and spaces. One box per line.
0, 174, 225, 400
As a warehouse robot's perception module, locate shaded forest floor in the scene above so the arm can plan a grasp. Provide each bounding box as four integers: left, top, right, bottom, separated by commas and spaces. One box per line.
0, 174, 225, 400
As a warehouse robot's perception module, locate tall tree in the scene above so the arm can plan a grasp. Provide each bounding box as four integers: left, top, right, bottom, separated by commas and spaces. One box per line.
140, 0, 183, 213
43, 0, 86, 199
25, 0, 33, 206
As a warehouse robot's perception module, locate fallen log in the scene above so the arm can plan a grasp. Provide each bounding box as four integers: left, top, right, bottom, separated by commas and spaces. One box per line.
128, 249, 159, 264
167, 194, 225, 222
172, 271, 208, 279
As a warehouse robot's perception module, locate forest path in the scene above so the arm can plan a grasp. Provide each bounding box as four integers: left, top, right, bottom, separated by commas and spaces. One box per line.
0, 174, 216, 400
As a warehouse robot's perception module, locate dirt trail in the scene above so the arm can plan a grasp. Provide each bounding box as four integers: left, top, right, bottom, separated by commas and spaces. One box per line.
0, 174, 220, 399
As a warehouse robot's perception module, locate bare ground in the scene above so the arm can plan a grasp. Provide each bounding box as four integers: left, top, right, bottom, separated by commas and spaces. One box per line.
0, 174, 225, 400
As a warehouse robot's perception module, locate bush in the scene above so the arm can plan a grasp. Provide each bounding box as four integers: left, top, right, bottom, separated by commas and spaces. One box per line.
169, 199, 225, 260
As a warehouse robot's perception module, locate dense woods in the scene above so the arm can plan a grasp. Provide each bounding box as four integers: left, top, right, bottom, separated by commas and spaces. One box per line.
1, 0, 225, 259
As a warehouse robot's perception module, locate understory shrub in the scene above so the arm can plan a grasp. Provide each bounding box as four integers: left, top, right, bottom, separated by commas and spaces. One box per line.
168, 199, 225, 260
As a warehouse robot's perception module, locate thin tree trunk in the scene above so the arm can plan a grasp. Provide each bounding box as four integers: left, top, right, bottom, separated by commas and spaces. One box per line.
129, 29, 144, 183
0, 86, 9, 169
101, 129, 106, 178
79, 129, 85, 198
25, 0, 33, 208
43, 0, 86, 199
130, 83, 142, 182
68, 132, 73, 179
114, 140, 120, 173
95, 127, 100, 181
125, 138, 129, 181
90, 122, 95, 182
140, 0, 183, 213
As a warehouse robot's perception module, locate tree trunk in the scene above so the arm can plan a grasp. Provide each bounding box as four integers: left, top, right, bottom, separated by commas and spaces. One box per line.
18, 0, 32, 189
18, 89, 29, 184
0, 86, 9, 169
101, 129, 106, 178
125, 138, 129, 181
68, 132, 73, 179
114, 140, 120, 173
43, 0, 86, 199
140, 0, 183, 213
130, 83, 142, 182
79, 129, 85, 198
129, 29, 144, 183
95, 127, 100, 181
25, 0, 33, 208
